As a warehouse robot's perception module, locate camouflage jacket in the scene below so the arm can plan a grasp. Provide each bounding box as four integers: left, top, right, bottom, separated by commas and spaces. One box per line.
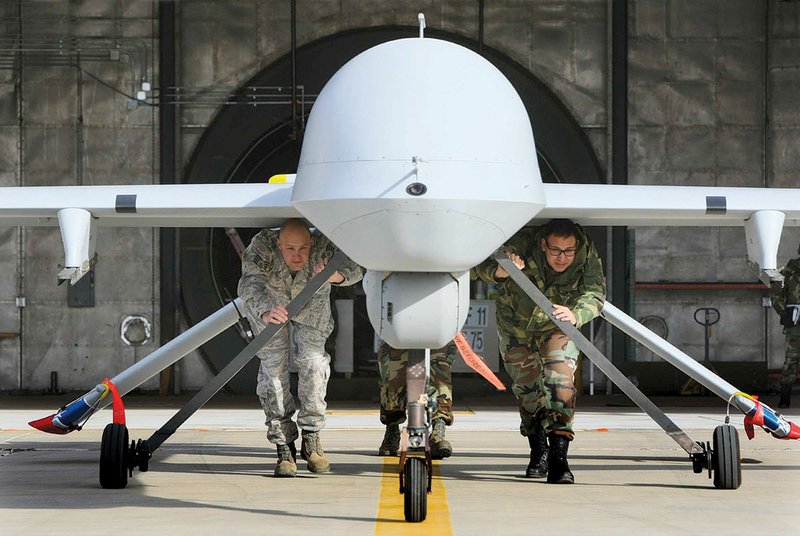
769, 257, 800, 336
474, 224, 606, 340
237, 228, 363, 332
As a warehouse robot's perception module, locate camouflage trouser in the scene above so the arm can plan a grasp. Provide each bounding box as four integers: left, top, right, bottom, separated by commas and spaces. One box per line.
781, 335, 800, 386
254, 320, 332, 446
499, 329, 579, 440
377, 342, 457, 426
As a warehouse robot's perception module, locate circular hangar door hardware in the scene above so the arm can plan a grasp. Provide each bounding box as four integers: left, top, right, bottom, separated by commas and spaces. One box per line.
639, 315, 669, 340
120, 315, 152, 346
406, 182, 427, 196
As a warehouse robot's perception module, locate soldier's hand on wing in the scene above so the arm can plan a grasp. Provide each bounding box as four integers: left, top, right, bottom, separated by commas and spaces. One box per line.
262, 306, 289, 325
313, 259, 345, 284
328, 270, 345, 284
552, 304, 577, 325
495, 252, 525, 279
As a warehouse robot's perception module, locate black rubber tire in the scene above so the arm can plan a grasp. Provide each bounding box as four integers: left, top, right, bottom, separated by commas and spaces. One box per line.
712, 424, 741, 490
100, 423, 129, 489
403, 458, 428, 522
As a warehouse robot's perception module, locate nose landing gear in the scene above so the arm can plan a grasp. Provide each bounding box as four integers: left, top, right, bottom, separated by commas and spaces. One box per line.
399, 425, 433, 523
397, 367, 437, 523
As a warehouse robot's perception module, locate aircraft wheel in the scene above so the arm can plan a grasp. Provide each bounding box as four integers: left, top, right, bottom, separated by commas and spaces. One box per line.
712, 424, 741, 490
403, 458, 428, 522
100, 423, 129, 489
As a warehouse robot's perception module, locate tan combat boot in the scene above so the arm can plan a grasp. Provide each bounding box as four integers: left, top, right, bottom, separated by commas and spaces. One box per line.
301, 431, 331, 473
274, 442, 297, 478
378, 424, 401, 456
430, 418, 452, 459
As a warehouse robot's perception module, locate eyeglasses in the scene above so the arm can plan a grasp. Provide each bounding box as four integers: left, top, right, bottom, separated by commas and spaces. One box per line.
545, 241, 577, 258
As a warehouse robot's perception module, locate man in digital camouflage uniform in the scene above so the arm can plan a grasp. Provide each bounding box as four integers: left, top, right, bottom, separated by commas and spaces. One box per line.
376, 341, 457, 459
238, 219, 363, 477
475, 219, 605, 484
769, 243, 800, 408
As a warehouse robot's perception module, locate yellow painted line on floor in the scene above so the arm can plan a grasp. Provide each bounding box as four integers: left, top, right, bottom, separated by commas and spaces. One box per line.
375, 458, 452, 535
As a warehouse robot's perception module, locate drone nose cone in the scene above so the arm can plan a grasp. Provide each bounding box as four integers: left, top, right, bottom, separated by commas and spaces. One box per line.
293, 37, 545, 271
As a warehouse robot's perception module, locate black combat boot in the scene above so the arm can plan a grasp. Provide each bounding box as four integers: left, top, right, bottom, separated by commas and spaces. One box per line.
525, 426, 548, 478
779, 384, 792, 409
546, 434, 574, 484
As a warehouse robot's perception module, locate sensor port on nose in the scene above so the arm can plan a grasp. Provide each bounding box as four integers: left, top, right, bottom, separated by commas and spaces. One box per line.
406, 182, 427, 196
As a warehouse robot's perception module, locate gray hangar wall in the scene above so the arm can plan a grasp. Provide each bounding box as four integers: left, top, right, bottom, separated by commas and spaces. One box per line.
0, 1, 798, 395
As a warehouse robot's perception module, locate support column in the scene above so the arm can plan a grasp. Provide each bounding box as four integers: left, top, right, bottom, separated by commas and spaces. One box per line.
158, 1, 177, 395
610, 0, 630, 372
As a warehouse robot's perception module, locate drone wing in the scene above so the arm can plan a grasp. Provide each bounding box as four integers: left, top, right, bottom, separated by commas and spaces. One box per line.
0, 179, 299, 282
538, 183, 800, 284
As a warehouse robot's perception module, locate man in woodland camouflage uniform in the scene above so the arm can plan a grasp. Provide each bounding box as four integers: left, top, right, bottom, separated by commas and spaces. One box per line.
475, 219, 605, 484
376, 342, 457, 459
769, 243, 800, 408
238, 219, 362, 477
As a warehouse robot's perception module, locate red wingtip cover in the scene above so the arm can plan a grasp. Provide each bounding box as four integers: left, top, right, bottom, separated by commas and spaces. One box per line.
28, 415, 70, 435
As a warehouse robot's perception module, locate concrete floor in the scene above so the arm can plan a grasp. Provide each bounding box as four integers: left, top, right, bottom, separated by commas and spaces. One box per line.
1, 396, 799, 535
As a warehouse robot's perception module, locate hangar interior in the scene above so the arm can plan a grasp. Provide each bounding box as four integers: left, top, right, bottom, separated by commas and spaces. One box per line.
0, 0, 799, 399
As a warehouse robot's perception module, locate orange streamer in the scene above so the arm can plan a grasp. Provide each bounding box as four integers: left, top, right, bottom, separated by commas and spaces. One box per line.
104, 378, 127, 425
453, 332, 506, 391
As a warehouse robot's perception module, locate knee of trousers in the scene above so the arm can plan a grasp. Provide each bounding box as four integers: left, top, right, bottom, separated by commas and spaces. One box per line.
256, 363, 293, 400
294, 351, 331, 367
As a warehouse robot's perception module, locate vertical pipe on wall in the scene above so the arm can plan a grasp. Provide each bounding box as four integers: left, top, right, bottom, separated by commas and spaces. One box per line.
150, 0, 158, 371
763, 1, 770, 191
763, 1, 771, 370
15, 0, 24, 390
478, 0, 484, 55
610, 0, 629, 378
75, 53, 83, 186
604, 0, 614, 394
172, 1, 183, 396
158, 1, 177, 395
290, 0, 298, 139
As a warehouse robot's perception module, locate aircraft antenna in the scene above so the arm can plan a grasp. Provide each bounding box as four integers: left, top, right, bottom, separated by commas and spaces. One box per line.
418, 13, 426, 38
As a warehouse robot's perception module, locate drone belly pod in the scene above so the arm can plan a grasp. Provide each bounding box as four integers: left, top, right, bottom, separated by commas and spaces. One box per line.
362, 270, 471, 349
293, 37, 545, 347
